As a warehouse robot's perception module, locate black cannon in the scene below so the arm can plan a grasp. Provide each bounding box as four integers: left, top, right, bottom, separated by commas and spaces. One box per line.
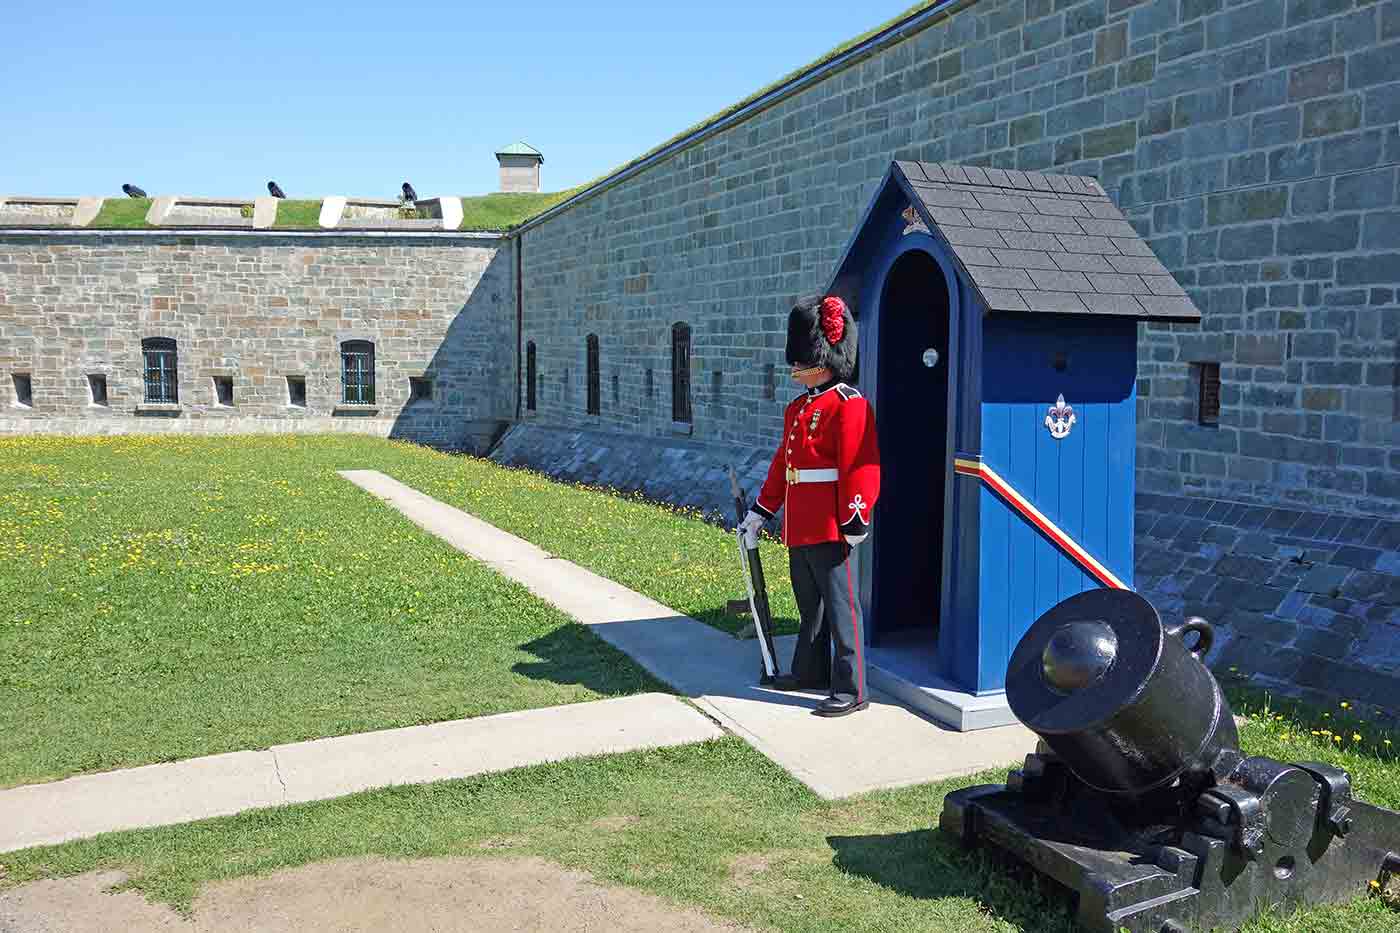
941, 589, 1400, 933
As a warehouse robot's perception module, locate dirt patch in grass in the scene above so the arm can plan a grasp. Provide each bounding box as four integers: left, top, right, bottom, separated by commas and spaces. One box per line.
590, 814, 641, 831
0, 857, 755, 932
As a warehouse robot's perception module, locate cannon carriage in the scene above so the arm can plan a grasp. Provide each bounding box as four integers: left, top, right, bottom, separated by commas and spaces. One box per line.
941, 589, 1400, 933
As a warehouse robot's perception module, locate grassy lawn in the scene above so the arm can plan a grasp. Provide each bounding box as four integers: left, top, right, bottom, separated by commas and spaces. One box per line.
396, 456, 800, 636
273, 199, 322, 227
459, 188, 585, 231
89, 198, 152, 228
2, 706, 1396, 932
0, 435, 660, 788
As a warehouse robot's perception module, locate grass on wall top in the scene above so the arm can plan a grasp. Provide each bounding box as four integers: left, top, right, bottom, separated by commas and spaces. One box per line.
273, 199, 323, 228
458, 188, 586, 232
502, 0, 949, 230
89, 198, 154, 229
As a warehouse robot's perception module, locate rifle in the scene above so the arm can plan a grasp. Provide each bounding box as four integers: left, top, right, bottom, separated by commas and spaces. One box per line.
729, 466, 780, 684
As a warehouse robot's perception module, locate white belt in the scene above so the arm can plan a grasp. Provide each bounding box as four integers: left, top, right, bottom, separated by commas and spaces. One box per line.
785, 467, 838, 484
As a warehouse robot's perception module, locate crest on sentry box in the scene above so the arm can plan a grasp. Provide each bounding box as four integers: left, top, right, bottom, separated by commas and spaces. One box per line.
900, 204, 929, 235
1044, 394, 1076, 439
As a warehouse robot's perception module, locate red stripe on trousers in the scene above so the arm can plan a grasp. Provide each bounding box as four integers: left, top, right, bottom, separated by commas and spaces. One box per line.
845, 552, 863, 701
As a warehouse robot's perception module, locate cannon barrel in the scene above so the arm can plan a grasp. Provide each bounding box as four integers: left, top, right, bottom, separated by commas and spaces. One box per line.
1005, 589, 1239, 797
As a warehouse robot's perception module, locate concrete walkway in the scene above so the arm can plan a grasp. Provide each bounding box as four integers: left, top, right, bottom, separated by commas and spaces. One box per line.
341, 470, 1037, 800
0, 693, 720, 854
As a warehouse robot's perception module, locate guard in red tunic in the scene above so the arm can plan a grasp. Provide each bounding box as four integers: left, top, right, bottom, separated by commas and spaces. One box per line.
737, 295, 881, 717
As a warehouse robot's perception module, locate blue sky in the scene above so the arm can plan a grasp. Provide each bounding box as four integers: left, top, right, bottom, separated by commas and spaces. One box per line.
1, 0, 916, 199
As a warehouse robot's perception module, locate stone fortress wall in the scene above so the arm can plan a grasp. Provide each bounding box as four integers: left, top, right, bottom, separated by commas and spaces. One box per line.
0, 232, 516, 451
510, 0, 1400, 712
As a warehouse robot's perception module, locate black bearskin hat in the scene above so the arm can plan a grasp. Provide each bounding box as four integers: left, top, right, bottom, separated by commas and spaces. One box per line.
785, 295, 858, 382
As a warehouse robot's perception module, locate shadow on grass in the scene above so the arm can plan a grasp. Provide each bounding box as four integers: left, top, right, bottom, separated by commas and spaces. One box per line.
511, 617, 828, 711
827, 829, 1079, 933
509, 624, 670, 698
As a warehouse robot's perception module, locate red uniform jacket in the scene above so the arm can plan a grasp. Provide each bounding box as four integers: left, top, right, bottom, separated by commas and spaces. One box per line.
752, 381, 881, 548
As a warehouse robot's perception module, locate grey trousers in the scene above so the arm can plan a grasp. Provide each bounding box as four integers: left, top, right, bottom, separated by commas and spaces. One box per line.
788, 541, 866, 701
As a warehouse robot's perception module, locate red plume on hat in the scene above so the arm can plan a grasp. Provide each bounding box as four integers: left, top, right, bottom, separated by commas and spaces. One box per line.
820, 296, 847, 345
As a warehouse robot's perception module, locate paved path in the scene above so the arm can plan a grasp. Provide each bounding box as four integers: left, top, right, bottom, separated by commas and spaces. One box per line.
0, 693, 720, 854
341, 470, 1037, 800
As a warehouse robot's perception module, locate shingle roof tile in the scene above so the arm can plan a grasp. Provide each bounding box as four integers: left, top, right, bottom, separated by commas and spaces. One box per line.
981, 288, 1030, 311
1029, 269, 1094, 291
1089, 273, 1153, 295
1057, 233, 1120, 254
1049, 252, 1116, 273
999, 230, 1065, 252
965, 209, 1030, 231
1106, 255, 1170, 275
1022, 214, 1086, 234
1030, 197, 1090, 217
1020, 290, 1089, 313
942, 226, 1007, 247
970, 266, 1037, 289
891, 161, 1202, 322
993, 248, 1061, 270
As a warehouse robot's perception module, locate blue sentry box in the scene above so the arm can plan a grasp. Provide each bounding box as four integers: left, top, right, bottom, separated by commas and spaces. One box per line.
824, 161, 1201, 716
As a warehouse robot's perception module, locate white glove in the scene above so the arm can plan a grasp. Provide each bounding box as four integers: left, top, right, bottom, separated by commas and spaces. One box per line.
738, 510, 765, 548
844, 533, 867, 547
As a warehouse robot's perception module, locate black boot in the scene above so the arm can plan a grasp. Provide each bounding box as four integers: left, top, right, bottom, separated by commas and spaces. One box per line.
814, 693, 869, 717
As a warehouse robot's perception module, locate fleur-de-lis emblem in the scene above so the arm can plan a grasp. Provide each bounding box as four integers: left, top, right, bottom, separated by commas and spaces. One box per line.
1045, 394, 1076, 439
848, 493, 868, 518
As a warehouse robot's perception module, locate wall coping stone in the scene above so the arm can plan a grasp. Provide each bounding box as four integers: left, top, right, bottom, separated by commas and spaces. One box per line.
0, 228, 503, 241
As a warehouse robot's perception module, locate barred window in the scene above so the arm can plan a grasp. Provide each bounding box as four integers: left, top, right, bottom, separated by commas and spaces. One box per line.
526, 341, 537, 411
671, 322, 691, 424
341, 340, 375, 405
1195, 361, 1221, 426
141, 338, 178, 403
586, 334, 600, 415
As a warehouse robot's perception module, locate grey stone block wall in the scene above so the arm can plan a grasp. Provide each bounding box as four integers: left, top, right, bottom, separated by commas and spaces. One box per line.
1137, 491, 1399, 719
0, 234, 516, 450
491, 422, 772, 522
517, 0, 1399, 707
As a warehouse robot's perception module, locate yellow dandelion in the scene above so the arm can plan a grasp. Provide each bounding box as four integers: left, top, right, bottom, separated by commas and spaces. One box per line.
1353, 733, 1362, 742
1333, 735, 1341, 743
1340, 702, 1350, 710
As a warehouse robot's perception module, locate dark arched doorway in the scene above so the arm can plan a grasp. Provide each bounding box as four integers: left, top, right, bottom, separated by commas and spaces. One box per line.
872, 249, 951, 647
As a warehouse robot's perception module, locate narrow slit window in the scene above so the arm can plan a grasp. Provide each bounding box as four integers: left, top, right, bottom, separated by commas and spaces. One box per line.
287, 375, 307, 408
213, 376, 234, 407
671, 322, 692, 424
764, 363, 775, 400
526, 341, 537, 411
1195, 362, 1221, 426
340, 341, 375, 405
141, 338, 178, 403
88, 374, 108, 406
586, 334, 601, 415
12, 373, 33, 408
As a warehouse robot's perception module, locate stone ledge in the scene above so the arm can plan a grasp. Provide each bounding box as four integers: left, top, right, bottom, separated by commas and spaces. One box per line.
133, 404, 182, 415
332, 405, 380, 416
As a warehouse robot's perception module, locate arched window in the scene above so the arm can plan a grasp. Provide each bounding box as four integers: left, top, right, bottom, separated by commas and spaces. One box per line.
671, 322, 691, 424
526, 341, 537, 412
141, 337, 179, 403
340, 340, 375, 404
586, 334, 601, 415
